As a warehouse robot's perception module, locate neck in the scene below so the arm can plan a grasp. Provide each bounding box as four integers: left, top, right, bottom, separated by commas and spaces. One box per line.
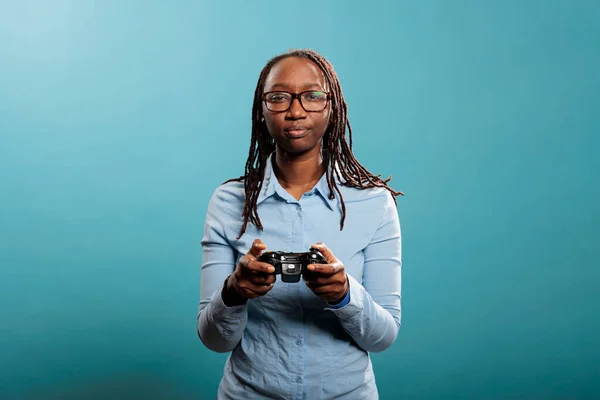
272, 146, 326, 191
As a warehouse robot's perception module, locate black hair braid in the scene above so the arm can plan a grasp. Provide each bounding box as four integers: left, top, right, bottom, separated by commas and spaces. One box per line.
223, 49, 403, 239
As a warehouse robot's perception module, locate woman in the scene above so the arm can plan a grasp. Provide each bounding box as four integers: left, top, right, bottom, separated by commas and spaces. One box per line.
197, 48, 403, 399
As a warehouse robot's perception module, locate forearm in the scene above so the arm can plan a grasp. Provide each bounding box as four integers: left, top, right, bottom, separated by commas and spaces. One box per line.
328, 274, 401, 353
197, 279, 248, 353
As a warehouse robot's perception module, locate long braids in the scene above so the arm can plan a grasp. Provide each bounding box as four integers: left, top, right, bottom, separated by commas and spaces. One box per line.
224, 49, 403, 239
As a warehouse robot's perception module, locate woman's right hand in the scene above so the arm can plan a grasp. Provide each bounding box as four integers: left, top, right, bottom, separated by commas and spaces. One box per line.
225, 239, 276, 302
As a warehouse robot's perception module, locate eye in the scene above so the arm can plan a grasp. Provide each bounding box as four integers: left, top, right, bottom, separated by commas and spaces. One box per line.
303, 91, 327, 102
266, 92, 291, 103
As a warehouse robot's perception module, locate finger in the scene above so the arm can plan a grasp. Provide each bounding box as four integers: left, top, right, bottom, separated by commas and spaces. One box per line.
239, 280, 274, 297
238, 252, 275, 274
248, 239, 267, 257
247, 273, 276, 286
302, 270, 319, 282
245, 258, 275, 274
305, 281, 341, 296
306, 262, 343, 276
303, 274, 342, 286
310, 242, 336, 263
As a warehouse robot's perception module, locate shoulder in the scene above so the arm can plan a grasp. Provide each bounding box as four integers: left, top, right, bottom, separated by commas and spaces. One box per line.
337, 184, 399, 228
338, 184, 395, 207
207, 179, 246, 213
214, 179, 245, 201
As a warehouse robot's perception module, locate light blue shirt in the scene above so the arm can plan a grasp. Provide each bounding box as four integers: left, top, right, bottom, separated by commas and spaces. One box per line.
197, 152, 402, 399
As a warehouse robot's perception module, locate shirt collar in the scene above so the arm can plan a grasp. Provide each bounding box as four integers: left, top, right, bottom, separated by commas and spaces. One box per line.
256, 153, 278, 205
313, 165, 338, 211
256, 151, 338, 211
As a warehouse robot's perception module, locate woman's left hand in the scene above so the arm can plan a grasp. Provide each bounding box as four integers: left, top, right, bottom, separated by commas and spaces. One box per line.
303, 242, 349, 303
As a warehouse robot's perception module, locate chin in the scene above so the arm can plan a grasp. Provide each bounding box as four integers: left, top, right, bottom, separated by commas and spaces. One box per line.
279, 143, 320, 156
272, 133, 312, 151
280, 145, 311, 155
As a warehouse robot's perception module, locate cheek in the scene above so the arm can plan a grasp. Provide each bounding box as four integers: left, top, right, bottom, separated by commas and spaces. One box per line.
261, 109, 278, 132
264, 115, 282, 137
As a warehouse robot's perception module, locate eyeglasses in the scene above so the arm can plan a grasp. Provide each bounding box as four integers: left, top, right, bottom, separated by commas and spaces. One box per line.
262, 90, 330, 112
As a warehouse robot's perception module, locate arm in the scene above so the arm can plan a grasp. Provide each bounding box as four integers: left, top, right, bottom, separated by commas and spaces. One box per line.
197, 189, 248, 353
327, 193, 402, 353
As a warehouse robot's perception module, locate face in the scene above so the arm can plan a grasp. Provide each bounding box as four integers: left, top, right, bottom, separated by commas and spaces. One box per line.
261, 56, 331, 155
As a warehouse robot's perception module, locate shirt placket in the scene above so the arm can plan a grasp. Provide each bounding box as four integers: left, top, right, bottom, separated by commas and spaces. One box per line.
292, 200, 305, 399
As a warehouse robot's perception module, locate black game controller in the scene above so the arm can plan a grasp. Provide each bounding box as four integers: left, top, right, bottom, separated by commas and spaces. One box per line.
258, 249, 327, 283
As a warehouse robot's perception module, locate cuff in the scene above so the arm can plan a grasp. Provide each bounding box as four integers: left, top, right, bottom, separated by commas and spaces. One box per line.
209, 289, 247, 339
212, 288, 247, 319
325, 273, 364, 313
327, 286, 351, 309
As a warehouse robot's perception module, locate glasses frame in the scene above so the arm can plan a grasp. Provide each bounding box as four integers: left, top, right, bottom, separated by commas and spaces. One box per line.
262, 90, 331, 113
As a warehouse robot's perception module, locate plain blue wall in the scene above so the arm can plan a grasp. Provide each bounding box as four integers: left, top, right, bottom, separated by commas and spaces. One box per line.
1, 1, 598, 399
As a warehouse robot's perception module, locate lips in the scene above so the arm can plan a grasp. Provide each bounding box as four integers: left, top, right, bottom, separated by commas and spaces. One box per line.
284, 126, 310, 138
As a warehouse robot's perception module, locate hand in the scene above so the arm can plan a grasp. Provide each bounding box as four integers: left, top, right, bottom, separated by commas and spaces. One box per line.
227, 239, 276, 301
303, 242, 349, 303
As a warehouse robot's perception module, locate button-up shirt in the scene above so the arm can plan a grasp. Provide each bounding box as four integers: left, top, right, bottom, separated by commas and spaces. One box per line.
197, 152, 402, 399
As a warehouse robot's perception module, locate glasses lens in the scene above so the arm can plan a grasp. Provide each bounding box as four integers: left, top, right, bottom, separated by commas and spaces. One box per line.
301, 91, 328, 111
264, 91, 328, 112
264, 92, 292, 112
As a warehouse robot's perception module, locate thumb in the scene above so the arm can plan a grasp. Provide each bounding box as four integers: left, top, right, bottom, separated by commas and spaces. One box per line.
311, 242, 336, 263
248, 239, 267, 257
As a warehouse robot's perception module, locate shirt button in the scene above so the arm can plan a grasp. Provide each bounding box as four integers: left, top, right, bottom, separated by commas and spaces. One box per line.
295, 339, 302, 346
296, 376, 302, 383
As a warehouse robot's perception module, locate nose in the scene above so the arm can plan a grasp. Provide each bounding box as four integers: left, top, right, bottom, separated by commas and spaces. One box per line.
286, 97, 306, 119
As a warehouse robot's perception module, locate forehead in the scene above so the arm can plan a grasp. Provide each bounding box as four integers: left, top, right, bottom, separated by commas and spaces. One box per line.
264, 56, 327, 91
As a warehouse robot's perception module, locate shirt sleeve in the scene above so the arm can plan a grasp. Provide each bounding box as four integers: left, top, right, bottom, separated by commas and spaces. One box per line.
326, 192, 402, 353
197, 187, 248, 353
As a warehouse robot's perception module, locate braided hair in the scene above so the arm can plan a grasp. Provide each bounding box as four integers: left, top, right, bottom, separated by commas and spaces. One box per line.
224, 48, 403, 239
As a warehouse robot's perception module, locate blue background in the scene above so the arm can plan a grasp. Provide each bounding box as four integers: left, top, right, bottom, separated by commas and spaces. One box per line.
1, 1, 599, 399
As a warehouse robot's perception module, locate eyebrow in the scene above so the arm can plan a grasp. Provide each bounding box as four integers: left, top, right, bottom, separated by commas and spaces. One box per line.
269, 82, 324, 91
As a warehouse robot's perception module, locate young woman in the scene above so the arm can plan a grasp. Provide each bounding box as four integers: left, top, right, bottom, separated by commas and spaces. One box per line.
198, 48, 403, 399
